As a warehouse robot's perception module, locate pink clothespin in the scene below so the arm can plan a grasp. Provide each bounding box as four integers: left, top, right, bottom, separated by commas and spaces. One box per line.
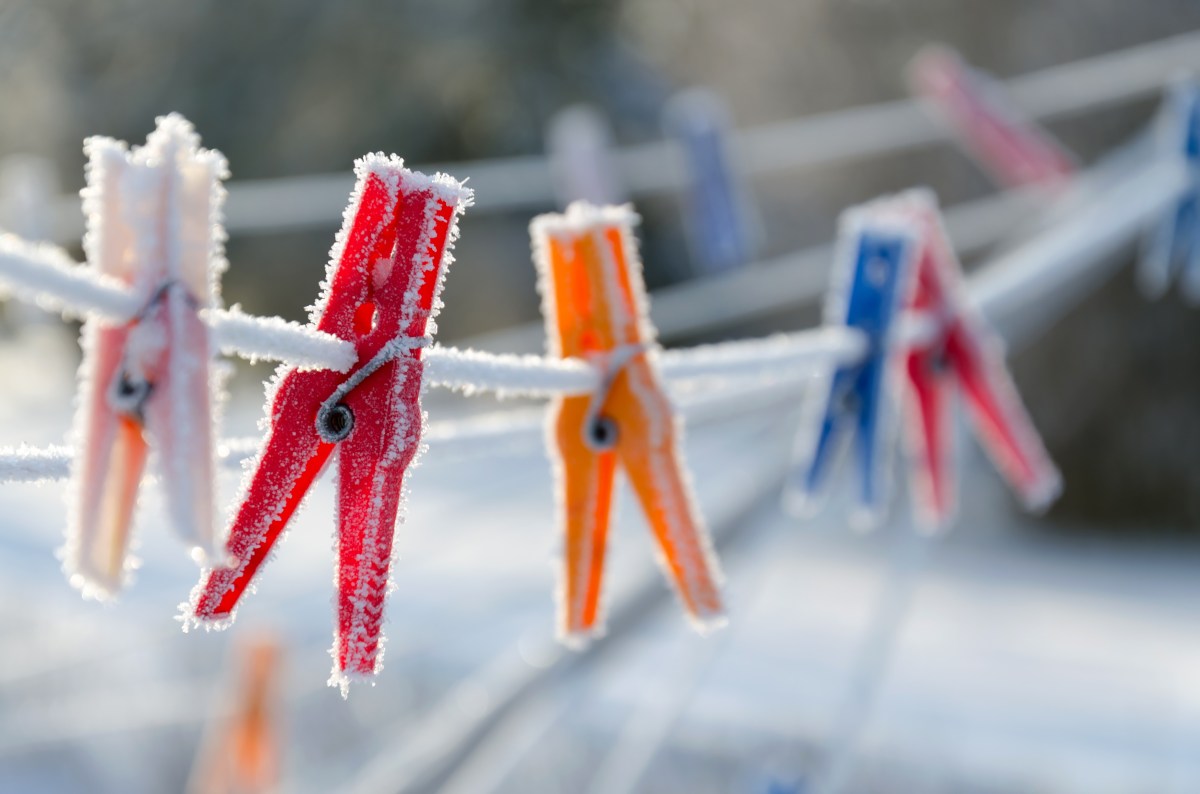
894, 189, 1062, 528
65, 115, 226, 598
907, 46, 1076, 191
184, 155, 472, 695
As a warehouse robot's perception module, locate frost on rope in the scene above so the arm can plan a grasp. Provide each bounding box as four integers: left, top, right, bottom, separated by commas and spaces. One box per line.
0, 234, 138, 320
422, 345, 597, 397
208, 305, 356, 372
0, 445, 72, 483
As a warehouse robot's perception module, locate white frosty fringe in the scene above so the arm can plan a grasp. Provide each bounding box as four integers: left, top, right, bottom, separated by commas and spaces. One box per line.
0, 233, 139, 320
423, 346, 599, 397
0, 444, 73, 483
207, 305, 356, 372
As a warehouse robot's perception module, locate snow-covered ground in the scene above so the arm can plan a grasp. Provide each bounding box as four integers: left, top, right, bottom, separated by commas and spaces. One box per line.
0, 320, 1197, 794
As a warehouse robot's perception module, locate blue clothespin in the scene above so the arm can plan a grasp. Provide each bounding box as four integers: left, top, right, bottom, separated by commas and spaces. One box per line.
1139, 80, 1200, 304
785, 206, 918, 527
663, 89, 759, 275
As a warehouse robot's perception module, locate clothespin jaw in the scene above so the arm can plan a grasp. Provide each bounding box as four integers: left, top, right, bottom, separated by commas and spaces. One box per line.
185, 155, 472, 696
907, 45, 1076, 191
531, 202, 724, 646
893, 189, 1062, 529
1139, 80, 1200, 303
785, 204, 919, 528
64, 114, 227, 598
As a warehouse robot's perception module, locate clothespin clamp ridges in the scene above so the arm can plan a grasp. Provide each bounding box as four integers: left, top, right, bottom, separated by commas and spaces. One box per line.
531, 202, 724, 646
184, 155, 472, 696
65, 114, 227, 598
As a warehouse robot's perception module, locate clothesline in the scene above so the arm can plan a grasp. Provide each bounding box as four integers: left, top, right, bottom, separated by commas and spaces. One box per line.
0, 151, 1183, 485
13, 30, 1198, 244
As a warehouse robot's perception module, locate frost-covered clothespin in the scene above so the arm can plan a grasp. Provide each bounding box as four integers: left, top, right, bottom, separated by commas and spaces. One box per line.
185, 155, 472, 696
907, 45, 1076, 191
531, 202, 724, 646
66, 115, 227, 598
892, 189, 1061, 529
1139, 80, 1200, 304
784, 203, 918, 527
547, 104, 626, 208
663, 89, 759, 275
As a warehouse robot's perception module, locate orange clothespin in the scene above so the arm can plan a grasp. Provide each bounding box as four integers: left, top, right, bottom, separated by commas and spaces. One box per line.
530, 202, 724, 646
188, 638, 282, 794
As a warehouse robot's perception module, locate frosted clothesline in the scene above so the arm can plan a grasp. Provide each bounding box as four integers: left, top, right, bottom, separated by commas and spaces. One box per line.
0, 153, 1183, 485
0, 230, 879, 394
0, 366, 813, 485
21, 30, 1200, 243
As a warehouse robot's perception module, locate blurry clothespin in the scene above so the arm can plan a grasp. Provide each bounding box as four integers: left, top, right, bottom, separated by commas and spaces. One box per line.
547, 104, 626, 208
188, 637, 282, 794
65, 114, 227, 598
907, 45, 1077, 191
785, 204, 918, 527
185, 156, 472, 696
663, 88, 760, 275
1139, 79, 1200, 304
531, 202, 724, 646
892, 190, 1061, 530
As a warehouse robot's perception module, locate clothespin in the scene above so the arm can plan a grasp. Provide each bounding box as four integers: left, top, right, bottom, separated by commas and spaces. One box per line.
65, 114, 227, 598
907, 45, 1076, 191
185, 155, 472, 696
1139, 79, 1200, 304
188, 637, 282, 794
547, 104, 626, 208
662, 88, 759, 275
784, 204, 919, 527
531, 202, 724, 646
894, 189, 1062, 529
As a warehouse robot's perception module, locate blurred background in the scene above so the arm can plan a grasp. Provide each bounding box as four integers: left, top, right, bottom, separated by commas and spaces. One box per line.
0, 1, 1198, 792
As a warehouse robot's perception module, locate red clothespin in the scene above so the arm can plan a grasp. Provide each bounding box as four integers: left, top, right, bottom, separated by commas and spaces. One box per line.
185, 156, 472, 695
907, 46, 1076, 191
895, 189, 1062, 528
66, 115, 226, 598
531, 202, 724, 646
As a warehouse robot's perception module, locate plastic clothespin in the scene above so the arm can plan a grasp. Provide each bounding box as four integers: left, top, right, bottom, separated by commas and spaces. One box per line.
187, 638, 281, 794
784, 204, 919, 527
894, 189, 1062, 529
662, 88, 760, 275
547, 104, 626, 208
65, 114, 227, 598
907, 45, 1076, 191
1139, 80, 1200, 304
185, 155, 472, 694
531, 202, 724, 646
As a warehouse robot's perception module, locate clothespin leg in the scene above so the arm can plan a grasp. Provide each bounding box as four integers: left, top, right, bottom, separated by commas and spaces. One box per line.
904, 353, 955, 529
145, 293, 217, 558
552, 395, 618, 645
190, 373, 339, 623
333, 358, 422, 680
67, 324, 150, 596
610, 367, 724, 630
786, 374, 852, 516
1139, 193, 1193, 299
1179, 193, 1200, 305
945, 328, 1061, 511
